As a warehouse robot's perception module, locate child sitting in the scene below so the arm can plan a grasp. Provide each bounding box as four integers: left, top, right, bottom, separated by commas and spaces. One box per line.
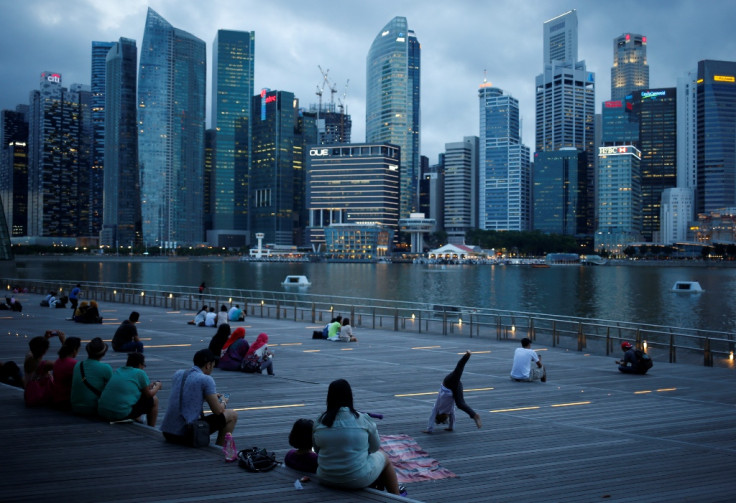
284, 418, 318, 473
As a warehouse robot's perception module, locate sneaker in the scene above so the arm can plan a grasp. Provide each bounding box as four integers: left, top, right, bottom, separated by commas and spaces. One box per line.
399, 484, 408, 497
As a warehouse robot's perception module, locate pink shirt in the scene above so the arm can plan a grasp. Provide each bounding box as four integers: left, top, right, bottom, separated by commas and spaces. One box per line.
52, 357, 77, 405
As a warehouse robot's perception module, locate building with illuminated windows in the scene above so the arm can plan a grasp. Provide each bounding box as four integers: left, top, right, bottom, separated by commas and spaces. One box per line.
535, 10, 596, 237
595, 145, 642, 253
611, 33, 649, 101
209, 29, 254, 247
444, 137, 478, 243
533, 148, 587, 236
0, 107, 29, 236
696, 60, 736, 215
324, 223, 394, 260
90, 41, 115, 237
101, 38, 140, 248
366, 16, 420, 220
305, 143, 399, 251
250, 90, 316, 246
138, 8, 206, 248
479, 83, 530, 232
660, 187, 693, 244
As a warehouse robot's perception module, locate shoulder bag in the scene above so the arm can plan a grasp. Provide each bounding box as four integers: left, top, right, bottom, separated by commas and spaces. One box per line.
180, 370, 210, 447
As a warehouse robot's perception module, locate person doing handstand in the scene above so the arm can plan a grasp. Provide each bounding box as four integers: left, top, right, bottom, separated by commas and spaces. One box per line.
423, 351, 482, 433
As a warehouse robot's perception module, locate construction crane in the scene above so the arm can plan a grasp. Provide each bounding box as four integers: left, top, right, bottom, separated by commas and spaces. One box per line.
338, 79, 349, 115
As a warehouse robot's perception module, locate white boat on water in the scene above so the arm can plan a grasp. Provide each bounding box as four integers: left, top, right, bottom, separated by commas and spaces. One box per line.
672, 281, 704, 293
281, 275, 311, 287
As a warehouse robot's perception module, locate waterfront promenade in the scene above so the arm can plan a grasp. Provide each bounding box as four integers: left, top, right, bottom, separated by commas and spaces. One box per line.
2, 290, 735, 502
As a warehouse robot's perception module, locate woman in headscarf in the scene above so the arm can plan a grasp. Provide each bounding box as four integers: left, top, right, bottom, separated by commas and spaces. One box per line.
242, 333, 274, 375
217, 327, 248, 371
207, 324, 231, 365
312, 379, 401, 495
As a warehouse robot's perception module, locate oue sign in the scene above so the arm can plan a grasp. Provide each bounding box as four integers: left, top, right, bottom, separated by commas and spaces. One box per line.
310, 148, 329, 157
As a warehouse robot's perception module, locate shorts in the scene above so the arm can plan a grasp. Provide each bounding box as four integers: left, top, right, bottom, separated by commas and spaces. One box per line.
125, 393, 154, 420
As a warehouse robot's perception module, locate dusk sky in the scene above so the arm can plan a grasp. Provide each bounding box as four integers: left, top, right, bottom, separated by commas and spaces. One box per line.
2, 0, 735, 162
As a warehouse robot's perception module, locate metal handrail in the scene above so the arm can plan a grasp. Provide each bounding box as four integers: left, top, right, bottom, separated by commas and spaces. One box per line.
5, 277, 735, 368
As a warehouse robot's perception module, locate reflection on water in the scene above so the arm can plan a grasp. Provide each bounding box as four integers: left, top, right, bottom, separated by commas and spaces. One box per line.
13, 258, 736, 333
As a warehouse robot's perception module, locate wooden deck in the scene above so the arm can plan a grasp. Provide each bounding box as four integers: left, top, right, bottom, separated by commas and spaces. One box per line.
1, 291, 736, 502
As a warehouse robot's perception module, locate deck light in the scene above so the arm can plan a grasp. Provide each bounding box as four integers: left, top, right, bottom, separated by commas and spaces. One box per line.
168, 293, 173, 299
411, 313, 415, 320
643, 340, 647, 351
730, 351, 734, 361
141, 291, 145, 297
228, 297, 232, 303
511, 325, 516, 332
458, 318, 463, 326
113, 290, 117, 295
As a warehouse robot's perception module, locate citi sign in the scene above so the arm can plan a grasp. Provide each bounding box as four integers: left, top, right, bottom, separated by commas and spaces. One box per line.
310, 148, 329, 157
43, 73, 61, 83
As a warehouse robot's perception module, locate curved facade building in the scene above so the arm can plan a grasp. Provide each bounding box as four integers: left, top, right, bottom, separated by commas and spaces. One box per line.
138, 8, 206, 248
366, 16, 420, 220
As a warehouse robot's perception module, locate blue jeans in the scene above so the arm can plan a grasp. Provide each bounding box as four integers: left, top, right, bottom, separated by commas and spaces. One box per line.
118, 340, 144, 353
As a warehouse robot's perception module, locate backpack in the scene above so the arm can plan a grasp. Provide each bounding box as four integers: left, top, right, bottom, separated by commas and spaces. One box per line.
634, 350, 653, 373
237, 447, 280, 472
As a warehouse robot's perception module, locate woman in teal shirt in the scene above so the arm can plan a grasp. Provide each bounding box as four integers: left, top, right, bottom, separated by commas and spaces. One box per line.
98, 353, 161, 426
312, 379, 400, 494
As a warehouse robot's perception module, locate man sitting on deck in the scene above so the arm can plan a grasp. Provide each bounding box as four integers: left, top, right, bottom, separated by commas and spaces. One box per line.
112, 311, 143, 353
510, 338, 547, 382
160, 349, 238, 446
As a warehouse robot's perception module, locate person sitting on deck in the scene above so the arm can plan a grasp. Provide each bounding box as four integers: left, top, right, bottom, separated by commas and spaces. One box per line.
616, 341, 652, 375
204, 307, 217, 327
217, 305, 229, 327
423, 351, 482, 433
70, 337, 113, 416
207, 324, 231, 365
98, 352, 161, 426
112, 311, 143, 353
74, 300, 102, 323
326, 316, 342, 341
228, 304, 245, 322
285, 418, 318, 473
217, 327, 249, 371
188, 305, 208, 326
337, 318, 358, 342
241, 333, 274, 375
160, 349, 238, 446
510, 338, 547, 383
51, 336, 82, 408
23, 331, 66, 406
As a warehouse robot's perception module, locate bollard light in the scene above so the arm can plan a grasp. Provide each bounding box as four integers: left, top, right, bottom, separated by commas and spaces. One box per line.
261, 300, 264, 305
411, 313, 415, 320
458, 318, 463, 326
141, 291, 145, 297
113, 290, 117, 295
730, 351, 734, 361
511, 325, 516, 332
643, 340, 647, 351
229, 297, 232, 303
169, 293, 173, 299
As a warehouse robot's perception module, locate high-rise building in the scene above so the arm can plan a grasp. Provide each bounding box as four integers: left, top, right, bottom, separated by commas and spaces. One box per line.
533, 149, 587, 236
310, 103, 352, 145
479, 82, 531, 231
600, 98, 638, 146
0, 107, 29, 236
101, 38, 140, 248
660, 187, 693, 244
366, 16, 420, 220
443, 137, 478, 244
632, 88, 677, 241
676, 69, 698, 193
536, 10, 596, 237
696, 60, 736, 215
249, 89, 299, 246
209, 29, 254, 247
138, 8, 206, 248
27, 72, 91, 238
595, 145, 642, 253
305, 143, 400, 249
611, 34, 649, 101
91, 41, 116, 237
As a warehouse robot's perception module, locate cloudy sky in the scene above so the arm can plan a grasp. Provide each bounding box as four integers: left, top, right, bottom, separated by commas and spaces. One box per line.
2, 0, 735, 162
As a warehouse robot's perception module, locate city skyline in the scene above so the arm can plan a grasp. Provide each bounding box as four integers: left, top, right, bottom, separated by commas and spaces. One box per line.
2, 1, 735, 164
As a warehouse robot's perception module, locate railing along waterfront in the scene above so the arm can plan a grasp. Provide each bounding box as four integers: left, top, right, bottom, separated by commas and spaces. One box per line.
7, 277, 735, 369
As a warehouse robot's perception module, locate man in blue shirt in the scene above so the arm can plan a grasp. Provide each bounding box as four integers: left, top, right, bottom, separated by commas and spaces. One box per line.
161, 349, 238, 446
69, 284, 81, 312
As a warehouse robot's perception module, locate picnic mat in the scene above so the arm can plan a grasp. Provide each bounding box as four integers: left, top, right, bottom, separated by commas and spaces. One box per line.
380, 434, 456, 483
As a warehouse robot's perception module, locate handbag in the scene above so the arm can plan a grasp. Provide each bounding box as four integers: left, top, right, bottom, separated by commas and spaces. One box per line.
237, 447, 280, 472
179, 370, 210, 448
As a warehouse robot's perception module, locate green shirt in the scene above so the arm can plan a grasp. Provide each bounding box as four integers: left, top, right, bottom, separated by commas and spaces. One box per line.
97, 366, 150, 420
70, 359, 113, 416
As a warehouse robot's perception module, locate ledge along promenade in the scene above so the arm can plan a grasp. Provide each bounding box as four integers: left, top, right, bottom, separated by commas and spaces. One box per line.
1, 281, 736, 502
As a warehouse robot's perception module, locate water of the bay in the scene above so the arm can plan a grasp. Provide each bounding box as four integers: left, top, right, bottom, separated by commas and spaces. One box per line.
11, 258, 736, 334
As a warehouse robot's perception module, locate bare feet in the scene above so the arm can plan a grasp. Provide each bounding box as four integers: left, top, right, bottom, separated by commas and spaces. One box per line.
473, 413, 482, 429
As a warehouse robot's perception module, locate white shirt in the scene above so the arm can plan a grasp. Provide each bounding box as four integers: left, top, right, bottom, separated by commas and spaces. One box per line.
510, 347, 539, 379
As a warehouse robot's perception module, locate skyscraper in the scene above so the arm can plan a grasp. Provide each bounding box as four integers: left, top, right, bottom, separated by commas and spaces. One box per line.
479, 82, 531, 231
101, 38, 140, 248
210, 29, 254, 247
696, 60, 736, 214
611, 34, 649, 101
633, 88, 677, 241
535, 10, 595, 237
138, 8, 206, 248
596, 145, 642, 253
0, 107, 29, 236
249, 89, 298, 245
27, 72, 90, 238
91, 41, 116, 237
443, 136, 478, 244
533, 149, 587, 236
366, 16, 420, 220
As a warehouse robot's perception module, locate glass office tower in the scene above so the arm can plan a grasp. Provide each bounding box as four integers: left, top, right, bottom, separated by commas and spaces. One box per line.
479, 83, 531, 232
696, 60, 736, 214
533, 149, 587, 235
101, 38, 140, 248
611, 34, 649, 102
91, 41, 115, 237
366, 16, 420, 220
210, 30, 254, 247
596, 145, 642, 253
138, 8, 206, 248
